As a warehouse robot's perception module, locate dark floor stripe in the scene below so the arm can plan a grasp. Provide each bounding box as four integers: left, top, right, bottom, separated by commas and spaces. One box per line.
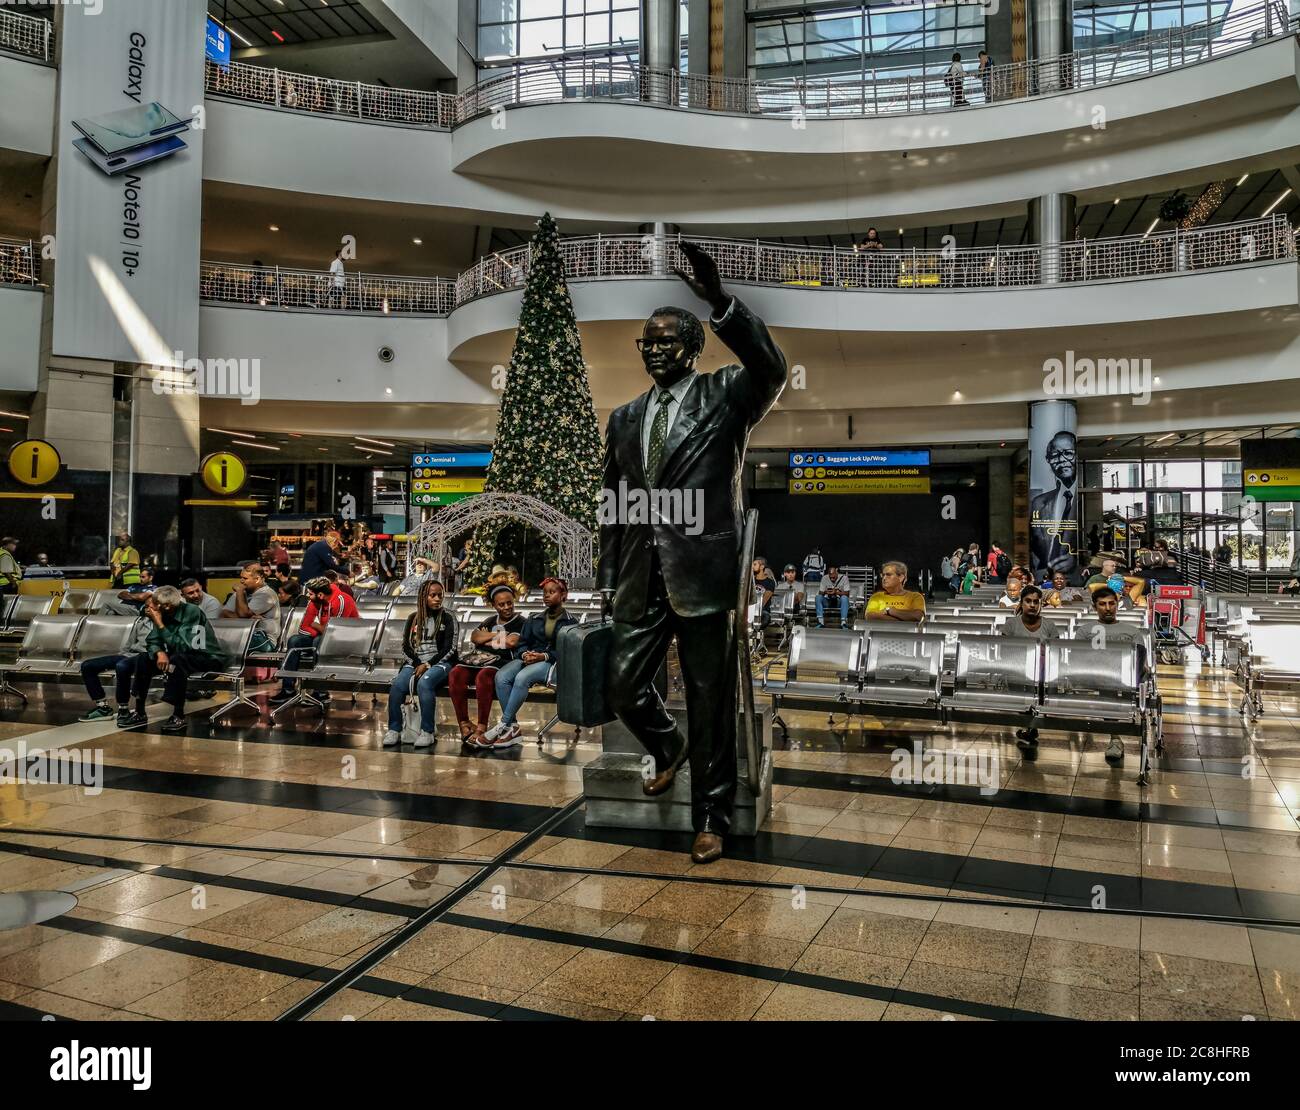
771, 764, 1297, 836
549, 810, 1300, 924
440, 912, 1062, 1022
38, 914, 570, 1022
79, 761, 554, 832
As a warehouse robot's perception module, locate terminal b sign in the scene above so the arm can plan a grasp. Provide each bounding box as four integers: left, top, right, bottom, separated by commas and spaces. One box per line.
409, 451, 491, 508
787, 449, 931, 495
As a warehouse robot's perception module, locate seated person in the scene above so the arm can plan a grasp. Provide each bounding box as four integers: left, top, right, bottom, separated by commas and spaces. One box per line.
269, 576, 359, 704
397, 557, 436, 596
1086, 586, 1144, 766
382, 578, 458, 749
999, 584, 1059, 752
752, 557, 777, 622
351, 562, 383, 593
483, 577, 578, 750
815, 564, 853, 627
180, 577, 223, 622
1044, 570, 1082, 606
466, 564, 511, 597
998, 575, 1025, 608
450, 583, 524, 746
324, 569, 354, 600
102, 566, 155, 615
120, 586, 227, 734
221, 562, 282, 652
1086, 556, 1144, 607
773, 564, 805, 613
78, 612, 152, 724
864, 560, 926, 622
960, 563, 981, 595
274, 576, 301, 609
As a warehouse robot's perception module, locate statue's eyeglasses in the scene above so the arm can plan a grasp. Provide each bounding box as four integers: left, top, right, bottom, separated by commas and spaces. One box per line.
1048, 449, 1077, 462
636, 337, 682, 353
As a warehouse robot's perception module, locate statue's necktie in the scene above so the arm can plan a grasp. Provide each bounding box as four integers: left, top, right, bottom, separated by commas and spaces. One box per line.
646, 388, 673, 486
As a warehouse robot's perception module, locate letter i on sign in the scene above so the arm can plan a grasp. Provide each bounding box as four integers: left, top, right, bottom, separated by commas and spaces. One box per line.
30, 447, 39, 481
220, 457, 228, 490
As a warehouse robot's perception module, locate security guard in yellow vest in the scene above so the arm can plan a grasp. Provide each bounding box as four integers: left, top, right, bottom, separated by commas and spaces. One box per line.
0, 537, 21, 597
110, 532, 141, 588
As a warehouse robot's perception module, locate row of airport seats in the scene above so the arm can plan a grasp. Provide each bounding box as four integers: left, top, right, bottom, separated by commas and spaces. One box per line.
0, 591, 605, 737
0, 614, 259, 720
1203, 593, 1300, 717
759, 622, 1161, 784
267, 594, 604, 737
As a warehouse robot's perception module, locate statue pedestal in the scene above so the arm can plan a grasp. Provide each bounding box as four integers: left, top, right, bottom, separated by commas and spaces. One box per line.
582, 706, 772, 835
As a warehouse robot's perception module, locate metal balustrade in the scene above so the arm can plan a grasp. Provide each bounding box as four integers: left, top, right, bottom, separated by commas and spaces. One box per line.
0, 7, 53, 63
193, 1, 1294, 131
196, 215, 1296, 318
199, 261, 455, 315
0, 236, 39, 287
204, 59, 457, 129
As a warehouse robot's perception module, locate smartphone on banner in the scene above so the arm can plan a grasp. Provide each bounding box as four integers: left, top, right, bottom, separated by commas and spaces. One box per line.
72, 101, 191, 157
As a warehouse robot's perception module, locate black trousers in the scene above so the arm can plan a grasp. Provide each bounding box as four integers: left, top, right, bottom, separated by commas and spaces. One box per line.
131, 653, 199, 716
607, 554, 737, 835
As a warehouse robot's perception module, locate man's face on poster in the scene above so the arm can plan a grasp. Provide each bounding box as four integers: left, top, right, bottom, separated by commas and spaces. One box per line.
1046, 432, 1076, 487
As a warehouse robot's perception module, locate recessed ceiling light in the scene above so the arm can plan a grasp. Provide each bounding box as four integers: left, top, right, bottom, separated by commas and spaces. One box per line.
758, 462, 769, 469
269, 225, 280, 232
952, 390, 962, 400
412, 238, 423, 245
1237, 173, 1249, 186
385, 388, 393, 394
355, 436, 396, 447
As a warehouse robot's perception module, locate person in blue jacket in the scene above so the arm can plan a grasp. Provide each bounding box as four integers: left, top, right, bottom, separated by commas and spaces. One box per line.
481, 577, 578, 749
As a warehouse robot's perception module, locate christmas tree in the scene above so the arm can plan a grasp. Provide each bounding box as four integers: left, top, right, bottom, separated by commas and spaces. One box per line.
461, 212, 603, 586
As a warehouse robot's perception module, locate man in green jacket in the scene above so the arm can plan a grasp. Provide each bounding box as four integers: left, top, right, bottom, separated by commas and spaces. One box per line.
120, 585, 227, 734
0, 536, 22, 598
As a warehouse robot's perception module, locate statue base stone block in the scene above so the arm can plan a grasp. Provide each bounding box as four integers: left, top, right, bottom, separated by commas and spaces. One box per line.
582, 706, 772, 835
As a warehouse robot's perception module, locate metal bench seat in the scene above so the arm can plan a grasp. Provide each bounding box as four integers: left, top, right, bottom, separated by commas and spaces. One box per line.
857, 631, 945, 709
200, 621, 261, 722
1040, 640, 1143, 723
950, 635, 1041, 714
270, 617, 382, 720
1239, 621, 1300, 718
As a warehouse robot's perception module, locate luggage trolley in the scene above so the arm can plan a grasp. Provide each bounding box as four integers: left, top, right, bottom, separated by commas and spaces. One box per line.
1148, 582, 1209, 666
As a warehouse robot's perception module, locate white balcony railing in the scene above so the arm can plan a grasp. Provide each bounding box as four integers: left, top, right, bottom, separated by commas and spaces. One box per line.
198, 262, 456, 315
0, 6, 53, 63
196, 215, 1297, 319
0, 236, 39, 287
458, 0, 1296, 122
196, 1, 1296, 132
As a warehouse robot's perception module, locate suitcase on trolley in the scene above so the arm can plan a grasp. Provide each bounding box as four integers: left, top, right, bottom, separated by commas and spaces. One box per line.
556, 619, 615, 728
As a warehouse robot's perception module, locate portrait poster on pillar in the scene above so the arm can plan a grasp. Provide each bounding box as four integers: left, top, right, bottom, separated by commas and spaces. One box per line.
51, 0, 207, 369
1028, 399, 1080, 581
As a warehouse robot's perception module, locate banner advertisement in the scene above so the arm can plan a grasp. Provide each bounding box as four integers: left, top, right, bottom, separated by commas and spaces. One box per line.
52, 0, 207, 369
1028, 399, 1080, 580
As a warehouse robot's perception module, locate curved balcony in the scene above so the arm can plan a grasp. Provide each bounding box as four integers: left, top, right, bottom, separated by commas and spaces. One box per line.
200, 216, 1297, 322
198, 2, 1293, 132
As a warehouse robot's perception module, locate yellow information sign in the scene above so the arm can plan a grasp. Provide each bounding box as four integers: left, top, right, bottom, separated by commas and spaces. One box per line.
411, 477, 486, 495
200, 451, 249, 496
790, 476, 931, 495
6, 439, 61, 487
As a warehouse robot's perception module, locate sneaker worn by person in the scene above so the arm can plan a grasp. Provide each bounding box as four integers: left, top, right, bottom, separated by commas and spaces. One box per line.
118, 710, 148, 729
79, 704, 115, 722
489, 724, 522, 750
413, 730, 435, 749
381, 729, 401, 747
268, 689, 295, 705
160, 716, 188, 734
1104, 737, 1125, 764
115, 706, 132, 727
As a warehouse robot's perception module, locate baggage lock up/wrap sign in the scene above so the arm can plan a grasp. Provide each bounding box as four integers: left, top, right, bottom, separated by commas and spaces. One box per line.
788, 449, 932, 495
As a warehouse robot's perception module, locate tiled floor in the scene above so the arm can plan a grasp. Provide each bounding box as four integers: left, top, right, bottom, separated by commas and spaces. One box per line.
1, 655, 1298, 1021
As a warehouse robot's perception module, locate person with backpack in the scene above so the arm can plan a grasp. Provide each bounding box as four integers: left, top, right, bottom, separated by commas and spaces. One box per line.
987, 542, 1011, 583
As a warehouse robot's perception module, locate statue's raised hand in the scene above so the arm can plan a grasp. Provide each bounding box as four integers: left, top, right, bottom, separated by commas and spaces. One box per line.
673, 241, 729, 316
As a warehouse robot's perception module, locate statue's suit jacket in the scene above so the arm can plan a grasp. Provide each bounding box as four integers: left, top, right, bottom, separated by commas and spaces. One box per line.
598, 297, 787, 622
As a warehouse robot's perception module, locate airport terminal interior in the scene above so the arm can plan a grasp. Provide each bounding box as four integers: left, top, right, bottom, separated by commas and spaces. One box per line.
1, 0, 1300, 1030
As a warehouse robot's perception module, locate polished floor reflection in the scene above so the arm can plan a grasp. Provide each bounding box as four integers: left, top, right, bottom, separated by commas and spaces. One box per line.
0, 655, 1298, 1020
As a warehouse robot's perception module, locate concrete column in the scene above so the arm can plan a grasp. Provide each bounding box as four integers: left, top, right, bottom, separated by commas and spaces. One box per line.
1028, 192, 1076, 284
641, 0, 681, 103
988, 454, 1014, 563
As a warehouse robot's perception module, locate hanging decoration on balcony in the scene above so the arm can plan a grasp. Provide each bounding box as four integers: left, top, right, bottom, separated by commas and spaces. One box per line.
1180, 181, 1231, 230
1158, 192, 1192, 225
458, 212, 602, 588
